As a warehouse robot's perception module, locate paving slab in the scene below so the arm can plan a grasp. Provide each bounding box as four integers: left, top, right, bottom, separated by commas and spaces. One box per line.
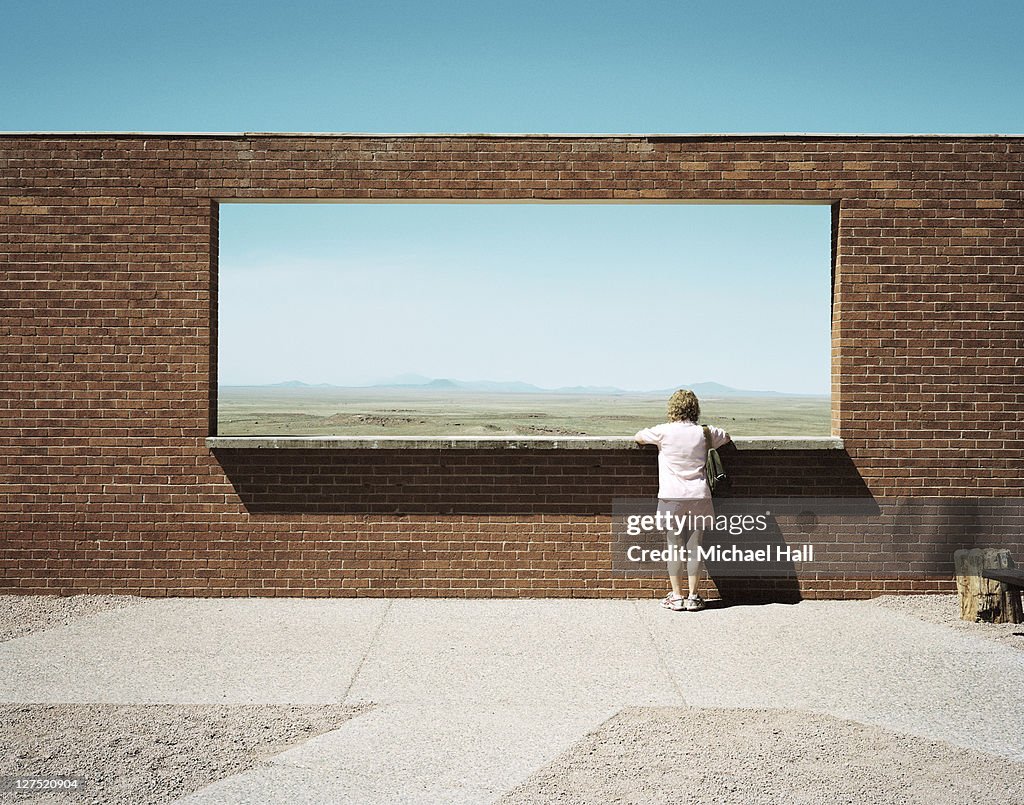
174, 704, 617, 805
343, 599, 684, 708
638, 599, 1024, 761
0, 598, 389, 704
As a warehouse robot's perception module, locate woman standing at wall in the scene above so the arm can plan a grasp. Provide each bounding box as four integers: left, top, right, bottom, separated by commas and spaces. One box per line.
635, 389, 731, 612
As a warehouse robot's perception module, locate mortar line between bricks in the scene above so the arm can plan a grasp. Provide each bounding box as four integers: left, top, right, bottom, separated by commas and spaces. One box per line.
633, 600, 688, 707
340, 599, 394, 707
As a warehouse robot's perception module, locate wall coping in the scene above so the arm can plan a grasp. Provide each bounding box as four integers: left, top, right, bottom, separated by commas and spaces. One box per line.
205, 436, 844, 451
2, 131, 1023, 140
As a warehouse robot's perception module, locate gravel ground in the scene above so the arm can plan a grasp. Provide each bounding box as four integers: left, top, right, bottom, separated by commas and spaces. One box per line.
0, 596, 145, 643
0, 703, 366, 805
499, 706, 1024, 805
867, 594, 1024, 651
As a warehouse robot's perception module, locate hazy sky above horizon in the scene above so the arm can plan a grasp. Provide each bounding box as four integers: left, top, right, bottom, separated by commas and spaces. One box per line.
219, 202, 832, 393
6, 1, 1020, 395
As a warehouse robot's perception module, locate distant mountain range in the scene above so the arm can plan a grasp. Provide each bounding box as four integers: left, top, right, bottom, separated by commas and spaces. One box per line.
233, 376, 824, 397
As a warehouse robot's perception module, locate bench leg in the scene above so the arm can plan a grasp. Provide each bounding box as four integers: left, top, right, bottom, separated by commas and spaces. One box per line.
954, 549, 1024, 624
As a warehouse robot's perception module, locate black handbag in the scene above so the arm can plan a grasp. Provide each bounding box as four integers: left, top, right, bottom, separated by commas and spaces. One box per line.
702, 425, 729, 496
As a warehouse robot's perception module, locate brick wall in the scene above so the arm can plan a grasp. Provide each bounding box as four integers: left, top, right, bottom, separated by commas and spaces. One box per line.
2, 133, 1022, 599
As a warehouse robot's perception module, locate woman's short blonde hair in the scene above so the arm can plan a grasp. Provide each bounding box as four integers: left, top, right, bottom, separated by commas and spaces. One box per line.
667, 389, 700, 423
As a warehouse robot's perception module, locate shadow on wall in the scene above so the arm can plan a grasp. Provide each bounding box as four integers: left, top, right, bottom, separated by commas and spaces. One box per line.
704, 516, 805, 605
212, 444, 873, 515
210, 445, 876, 605
618, 513, 810, 605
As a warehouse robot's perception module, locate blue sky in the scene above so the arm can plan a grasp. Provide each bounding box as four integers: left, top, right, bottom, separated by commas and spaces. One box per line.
4, 1, 1021, 134
6, 1, 1021, 394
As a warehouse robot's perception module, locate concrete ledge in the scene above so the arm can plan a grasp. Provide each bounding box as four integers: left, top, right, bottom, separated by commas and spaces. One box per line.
3, 131, 1022, 140
206, 436, 844, 451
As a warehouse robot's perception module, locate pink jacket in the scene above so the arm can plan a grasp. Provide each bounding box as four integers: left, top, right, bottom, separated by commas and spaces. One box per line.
634, 421, 731, 500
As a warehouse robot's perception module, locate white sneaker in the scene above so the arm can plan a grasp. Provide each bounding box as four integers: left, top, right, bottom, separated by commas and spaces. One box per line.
683, 594, 706, 612
661, 593, 685, 612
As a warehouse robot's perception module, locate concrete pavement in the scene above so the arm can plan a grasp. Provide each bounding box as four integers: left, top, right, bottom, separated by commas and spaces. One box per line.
1, 597, 1022, 803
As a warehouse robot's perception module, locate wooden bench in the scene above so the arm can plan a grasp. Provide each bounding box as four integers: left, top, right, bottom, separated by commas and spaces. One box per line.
980, 567, 1024, 625
982, 567, 1024, 590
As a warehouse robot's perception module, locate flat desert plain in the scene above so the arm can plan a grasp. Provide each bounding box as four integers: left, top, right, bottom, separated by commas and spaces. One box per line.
217, 387, 831, 437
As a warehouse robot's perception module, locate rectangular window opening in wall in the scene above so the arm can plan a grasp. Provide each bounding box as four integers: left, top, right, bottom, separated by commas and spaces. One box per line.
213, 202, 834, 445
